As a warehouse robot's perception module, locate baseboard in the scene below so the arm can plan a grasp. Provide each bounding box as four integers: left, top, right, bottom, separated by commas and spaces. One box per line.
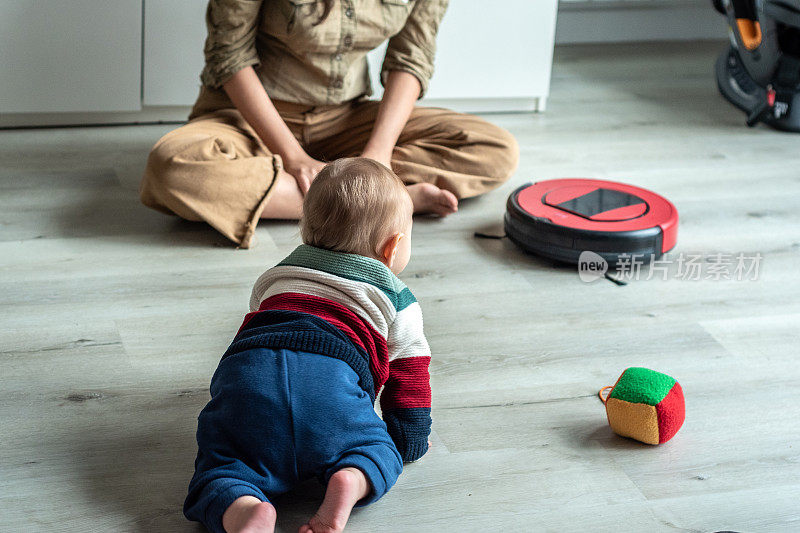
0, 97, 543, 129
556, 1, 727, 44
0, 107, 192, 129
421, 97, 542, 114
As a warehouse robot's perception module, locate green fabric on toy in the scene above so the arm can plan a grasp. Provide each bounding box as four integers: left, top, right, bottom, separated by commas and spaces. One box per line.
599, 367, 685, 445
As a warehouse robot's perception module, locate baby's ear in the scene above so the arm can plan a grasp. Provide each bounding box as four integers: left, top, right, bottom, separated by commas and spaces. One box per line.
381, 232, 405, 268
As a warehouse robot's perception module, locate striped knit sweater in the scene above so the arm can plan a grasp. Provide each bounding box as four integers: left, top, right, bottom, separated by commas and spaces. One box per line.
238, 244, 432, 463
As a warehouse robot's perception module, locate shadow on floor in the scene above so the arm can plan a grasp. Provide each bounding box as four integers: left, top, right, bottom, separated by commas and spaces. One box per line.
57, 173, 229, 246
1, 164, 225, 246
65, 390, 337, 533
469, 218, 575, 274
40, 166, 301, 249
565, 420, 663, 453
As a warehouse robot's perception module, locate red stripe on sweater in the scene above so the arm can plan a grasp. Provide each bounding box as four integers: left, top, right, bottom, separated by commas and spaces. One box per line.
379, 356, 431, 410
258, 293, 390, 390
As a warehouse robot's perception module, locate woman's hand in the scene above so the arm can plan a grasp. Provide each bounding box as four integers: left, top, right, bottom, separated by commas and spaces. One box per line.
283, 153, 326, 194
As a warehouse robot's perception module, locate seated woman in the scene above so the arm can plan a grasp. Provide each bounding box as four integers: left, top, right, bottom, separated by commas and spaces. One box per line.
140, 0, 519, 248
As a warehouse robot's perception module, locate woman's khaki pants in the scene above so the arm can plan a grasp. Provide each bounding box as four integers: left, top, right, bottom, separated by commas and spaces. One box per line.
140, 98, 519, 248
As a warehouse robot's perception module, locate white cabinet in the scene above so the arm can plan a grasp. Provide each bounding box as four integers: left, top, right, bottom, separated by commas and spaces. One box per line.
0, 0, 142, 113
369, 0, 557, 112
1, 0, 556, 122
143, 0, 206, 106
141, 0, 557, 113
428, 0, 556, 109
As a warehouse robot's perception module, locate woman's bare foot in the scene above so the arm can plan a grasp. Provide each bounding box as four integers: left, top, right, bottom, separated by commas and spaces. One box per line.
407, 183, 458, 217
298, 467, 370, 533
222, 496, 277, 533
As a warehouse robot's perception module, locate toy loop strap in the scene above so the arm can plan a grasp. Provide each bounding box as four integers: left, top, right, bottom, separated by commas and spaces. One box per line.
598, 386, 614, 404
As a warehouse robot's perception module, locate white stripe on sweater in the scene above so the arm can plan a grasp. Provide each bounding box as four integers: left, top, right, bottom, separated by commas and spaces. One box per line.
251, 265, 396, 326
388, 301, 430, 361
258, 277, 389, 337
250, 264, 429, 362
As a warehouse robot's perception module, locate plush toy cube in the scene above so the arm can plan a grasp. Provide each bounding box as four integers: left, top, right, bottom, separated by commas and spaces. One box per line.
605, 367, 685, 445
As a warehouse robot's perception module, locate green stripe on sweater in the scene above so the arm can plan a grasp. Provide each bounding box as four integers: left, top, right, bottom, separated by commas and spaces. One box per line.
280, 245, 416, 311
396, 288, 416, 311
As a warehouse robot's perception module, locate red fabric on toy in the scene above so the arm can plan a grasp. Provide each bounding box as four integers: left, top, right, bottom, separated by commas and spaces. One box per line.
655, 382, 685, 443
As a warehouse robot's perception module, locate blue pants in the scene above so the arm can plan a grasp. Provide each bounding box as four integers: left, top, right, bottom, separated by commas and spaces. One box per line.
184, 348, 403, 533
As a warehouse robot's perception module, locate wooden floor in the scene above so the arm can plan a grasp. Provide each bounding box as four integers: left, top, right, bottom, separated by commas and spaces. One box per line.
2, 41, 799, 532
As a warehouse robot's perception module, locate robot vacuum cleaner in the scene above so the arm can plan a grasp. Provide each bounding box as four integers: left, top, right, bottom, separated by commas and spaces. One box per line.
504, 179, 678, 265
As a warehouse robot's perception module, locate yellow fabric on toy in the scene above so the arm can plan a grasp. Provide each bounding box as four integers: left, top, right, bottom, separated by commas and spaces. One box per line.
605, 398, 659, 445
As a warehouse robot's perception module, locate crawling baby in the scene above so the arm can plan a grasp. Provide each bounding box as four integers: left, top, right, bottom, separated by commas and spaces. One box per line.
184, 157, 432, 533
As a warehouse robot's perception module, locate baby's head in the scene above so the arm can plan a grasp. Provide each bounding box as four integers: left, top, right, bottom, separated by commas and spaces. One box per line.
301, 157, 414, 274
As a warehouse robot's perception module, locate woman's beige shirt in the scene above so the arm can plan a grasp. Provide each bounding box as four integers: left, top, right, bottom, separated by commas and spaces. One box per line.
201, 0, 449, 105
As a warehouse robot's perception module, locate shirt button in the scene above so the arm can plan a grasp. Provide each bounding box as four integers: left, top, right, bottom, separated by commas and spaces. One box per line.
343, 35, 353, 48
334, 53, 343, 61
332, 77, 343, 89
345, 8, 353, 18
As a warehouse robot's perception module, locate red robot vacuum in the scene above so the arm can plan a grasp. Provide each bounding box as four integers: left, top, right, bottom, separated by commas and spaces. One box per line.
504, 179, 678, 265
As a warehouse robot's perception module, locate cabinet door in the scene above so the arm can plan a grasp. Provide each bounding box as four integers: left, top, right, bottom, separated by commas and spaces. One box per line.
369, 0, 557, 101
427, 0, 557, 100
0, 0, 142, 113
142, 0, 207, 106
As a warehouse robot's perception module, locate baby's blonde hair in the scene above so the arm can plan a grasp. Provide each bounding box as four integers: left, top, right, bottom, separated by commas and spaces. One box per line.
300, 157, 412, 258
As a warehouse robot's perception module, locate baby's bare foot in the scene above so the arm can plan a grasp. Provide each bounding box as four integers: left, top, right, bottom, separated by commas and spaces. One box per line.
407, 183, 458, 217
222, 496, 276, 533
298, 467, 369, 533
